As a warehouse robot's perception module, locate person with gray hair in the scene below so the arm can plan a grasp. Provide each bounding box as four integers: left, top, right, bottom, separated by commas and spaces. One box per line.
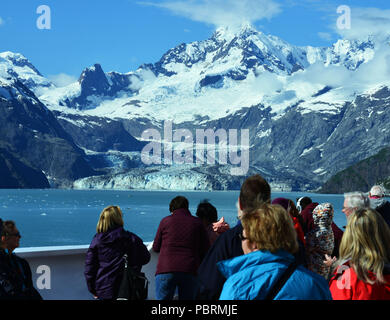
342, 191, 370, 218
369, 185, 390, 228
0, 220, 42, 299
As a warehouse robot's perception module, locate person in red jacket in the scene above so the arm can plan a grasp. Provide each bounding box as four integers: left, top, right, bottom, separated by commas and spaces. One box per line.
272, 198, 305, 245
329, 208, 390, 300
271, 197, 307, 266
153, 196, 210, 300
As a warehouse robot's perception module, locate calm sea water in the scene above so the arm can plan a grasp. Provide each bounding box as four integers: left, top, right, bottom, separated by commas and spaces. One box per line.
0, 189, 348, 248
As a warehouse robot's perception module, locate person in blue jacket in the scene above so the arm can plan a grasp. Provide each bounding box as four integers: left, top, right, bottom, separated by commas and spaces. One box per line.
196, 174, 271, 300
218, 203, 332, 300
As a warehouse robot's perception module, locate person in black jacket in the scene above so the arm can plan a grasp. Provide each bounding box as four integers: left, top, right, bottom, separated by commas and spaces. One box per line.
0, 220, 42, 300
196, 174, 271, 300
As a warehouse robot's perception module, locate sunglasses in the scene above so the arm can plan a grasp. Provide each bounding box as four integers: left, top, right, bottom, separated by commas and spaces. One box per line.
238, 232, 248, 241
7, 232, 21, 238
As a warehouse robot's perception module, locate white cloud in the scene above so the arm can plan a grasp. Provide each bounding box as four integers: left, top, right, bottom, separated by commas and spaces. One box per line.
138, 0, 281, 29
353, 43, 390, 86
333, 7, 390, 41
48, 73, 78, 87
253, 71, 284, 94
0, 17, 4, 26
291, 62, 351, 89
318, 32, 332, 42
288, 42, 390, 91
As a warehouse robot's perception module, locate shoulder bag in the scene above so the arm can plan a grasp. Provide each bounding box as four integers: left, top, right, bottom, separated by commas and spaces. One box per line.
116, 254, 149, 300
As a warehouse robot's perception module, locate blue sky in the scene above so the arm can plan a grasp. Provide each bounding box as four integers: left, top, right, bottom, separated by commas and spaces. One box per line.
0, 0, 389, 84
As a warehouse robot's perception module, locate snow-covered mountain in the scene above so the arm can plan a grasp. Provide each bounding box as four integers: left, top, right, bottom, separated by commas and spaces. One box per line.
1, 23, 390, 191
37, 24, 378, 122
0, 51, 54, 92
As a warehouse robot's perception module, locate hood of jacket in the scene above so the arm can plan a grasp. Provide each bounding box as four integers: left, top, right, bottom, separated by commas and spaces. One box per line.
217, 249, 295, 279
303, 202, 319, 213
312, 203, 334, 228
93, 226, 128, 245
370, 197, 386, 210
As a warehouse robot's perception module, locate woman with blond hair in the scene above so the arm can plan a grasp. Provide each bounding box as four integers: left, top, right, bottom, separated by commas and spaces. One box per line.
329, 208, 390, 300
84, 205, 150, 300
218, 204, 332, 300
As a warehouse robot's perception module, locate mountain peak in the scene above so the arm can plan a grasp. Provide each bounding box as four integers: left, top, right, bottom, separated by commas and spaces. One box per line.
79, 63, 104, 76
0, 51, 28, 62
0, 51, 43, 77
238, 22, 260, 35
212, 23, 260, 42
1, 51, 18, 58
78, 63, 106, 83
78, 63, 110, 97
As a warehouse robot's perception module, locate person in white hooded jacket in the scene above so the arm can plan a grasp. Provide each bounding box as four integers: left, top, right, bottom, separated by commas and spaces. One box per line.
369, 185, 390, 228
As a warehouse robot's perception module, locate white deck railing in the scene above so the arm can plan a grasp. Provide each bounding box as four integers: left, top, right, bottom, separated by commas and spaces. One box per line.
15, 242, 158, 300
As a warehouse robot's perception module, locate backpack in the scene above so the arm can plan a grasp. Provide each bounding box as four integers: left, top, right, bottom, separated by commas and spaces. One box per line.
116, 254, 149, 300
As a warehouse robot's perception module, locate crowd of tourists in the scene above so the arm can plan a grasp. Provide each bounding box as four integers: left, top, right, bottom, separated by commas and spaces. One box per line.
1, 175, 390, 300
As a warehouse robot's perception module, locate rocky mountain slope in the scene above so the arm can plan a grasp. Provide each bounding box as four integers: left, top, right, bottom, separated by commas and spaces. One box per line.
319, 145, 390, 194
0, 77, 99, 187
0, 146, 50, 188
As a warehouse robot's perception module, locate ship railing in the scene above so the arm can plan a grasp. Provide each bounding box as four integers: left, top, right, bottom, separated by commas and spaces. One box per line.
15, 242, 158, 300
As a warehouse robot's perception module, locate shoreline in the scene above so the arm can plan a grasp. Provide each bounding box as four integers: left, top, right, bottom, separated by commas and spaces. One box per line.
0, 188, 348, 196
2, 188, 389, 198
